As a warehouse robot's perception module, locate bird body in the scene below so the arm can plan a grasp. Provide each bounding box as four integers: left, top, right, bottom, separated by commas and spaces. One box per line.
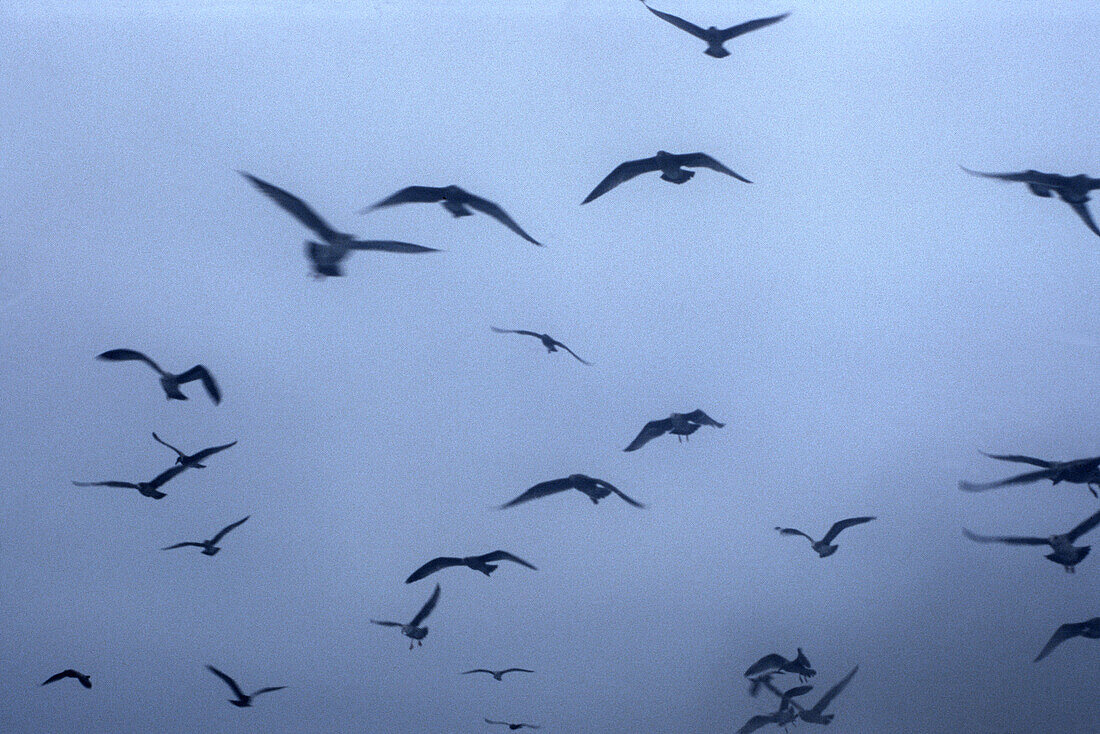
638, 2, 789, 58
162, 516, 250, 556
485, 719, 540, 730
623, 409, 724, 451
371, 584, 441, 648
775, 517, 876, 557
583, 151, 750, 204
490, 327, 591, 364
406, 551, 536, 583
463, 668, 534, 681
960, 452, 1100, 497
41, 669, 91, 688
97, 349, 220, 404
499, 474, 645, 509
364, 185, 542, 246
1034, 618, 1100, 662
961, 167, 1100, 238
205, 665, 285, 707
963, 507, 1100, 572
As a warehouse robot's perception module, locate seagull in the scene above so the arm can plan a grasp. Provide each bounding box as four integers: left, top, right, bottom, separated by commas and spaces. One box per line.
484, 720, 540, 730
72, 464, 188, 500
239, 171, 438, 277
490, 327, 590, 365
797, 666, 858, 725
582, 150, 750, 204
959, 452, 1100, 497
499, 474, 645, 509
963, 507, 1100, 572
737, 685, 811, 734
639, 2, 789, 58
162, 516, 250, 556
97, 349, 220, 404
406, 551, 536, 583
775, 517, 876, 558
961, 166, 1100, 238
463, 668, 535, 681
371, 584, 441, 649
363, 185, 542, 246
205, 665, 285, 708
151, 433, 236, 469
623, 409, 724, 452
744, 649, 816, 682
1034, 618, 1100, 662
41, 670, 91, 689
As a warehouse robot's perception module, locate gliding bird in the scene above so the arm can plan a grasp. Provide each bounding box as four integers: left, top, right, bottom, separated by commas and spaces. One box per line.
583, 150, 750, 204
97, 349, 220, 404
72, 464, 188, 500
41, 670, 91, 689
484, 720, 540, 730
623, 409, 724, 452
499, 474, 645, 509
775, 517, 876, 558
371, 584, 441, 649
363, 185, 542, 246
151, 432, 236, 469
205, 665, 285, 708
960, 452, 1100, 497
961, 166, 1100, 238
162, 516, 250, 556
490, 327, 590, 364
1034, 618, 1100, 662
406, 551, 536, 583
639, 2, 789, 59
797, 666, 858, 724
463, 668, 534, 681
963, 507, 1100, 572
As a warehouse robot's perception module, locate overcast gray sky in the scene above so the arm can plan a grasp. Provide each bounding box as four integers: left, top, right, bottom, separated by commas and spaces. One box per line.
2, 1, 1100, 732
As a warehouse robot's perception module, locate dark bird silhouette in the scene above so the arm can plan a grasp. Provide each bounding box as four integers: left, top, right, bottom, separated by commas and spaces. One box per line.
499, 474, 645, 509
406, 551, 536, 583
639, 2, 789, 58
490, 327, 590, 364
963, 507, 1100, 572
151, 432, 236, 469
961, 166, 1100, 238
623, 409, 724, 452
239, 171, 438, 277
797, 666, 858, 724
463, 668, 534, 681
1034, 618, 1100, 662
960, 451, 1100, 497
363, 185, 542, 246
485, 720, 540, 730
73, 464, 188, 500
775, 517, 876, 558
371, 584, 441, 649
41, 670, 91, 688
162, 516, 250, 556
744, 649, 816, 682
97, 349, 220, 404
205, 665, 285, 707
583, 150, 750, 204
737, 685, 811, 734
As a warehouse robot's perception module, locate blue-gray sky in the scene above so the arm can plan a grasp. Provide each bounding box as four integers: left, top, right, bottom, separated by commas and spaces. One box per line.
2, 1, 1100, 732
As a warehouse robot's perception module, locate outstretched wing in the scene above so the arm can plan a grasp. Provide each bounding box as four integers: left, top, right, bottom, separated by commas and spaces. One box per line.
251, 686, 286, 698
239, 171, 339, 242
348, 239, 440, 253
479, 551, 538, 570
151, 432, 185, 457
1034, 623, 1087, 662
177, 365, 221, 405
161, 542, 206, 550
362, 186, 447, 213
582, 157, 663, 204
405, 557, 464, 584
491, 327, 545, 339
623, 418, 674, 452
1068, 507, 1100, 542
410, 584, 441, 626
462, 669, 495, 675
780, 684, 813, 709
190, 440, 238, 463
775, 527, 814, 544
500, 668, 535, 675
459, 189, 543, 246
595, 478, 646, 508
370, 619, 403, 627
978, 451, 1054, 469
678, 153, 752, 183
957, 468, 1056, 492
548, 337, 591, 365
1066, 200, 1100, 238
41, 670, 80, 686
485, 721, 509, 727
639, 2, 708, 40
821, 516, 875, 544
962, 528, 1048, 546
211, 515, 250, 544
97, 349, 164, 375
744, 653, 788, 678
206, 665, 246, 699
73, 480, 139, 489
148, 464, 188, 490
960, 166, 1064, 186
720, 12, 790, 42
498, 477, 577, 509
737, 714, 778, 734
684, 409, 724, 428
808, 665, 858, 714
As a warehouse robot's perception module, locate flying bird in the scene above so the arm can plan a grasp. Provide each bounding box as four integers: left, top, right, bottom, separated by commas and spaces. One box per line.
490, 327, 591, 365
1034, 618, 1100, 662
961, 166, 1100, 238
406, 551, 536, 583
205, 665, 285, 708
797, 666, 858, 725
963, 507, 1100, 572
371, 584, 441, 649
363, 185, 542, 246
462, 668, 534, 681
239, 171, 438, 277
73, 464, 188, 500
162, 516, 250, 556
484, 720, 540, 730
623, 409, 724, 452
41, 670, 91, 689
639, 2, 789, 58
499, 474, 645, 509
775, 517, 876, 558
582, 150, 750, 204
97, 349, 220, 404
151, 433, 236, 469
744, 649, 816, 682
959, 452, 1100, 497
737, 685, 810, 734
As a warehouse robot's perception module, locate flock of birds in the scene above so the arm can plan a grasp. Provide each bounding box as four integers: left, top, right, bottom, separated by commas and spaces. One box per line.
31, 1, 1100, 731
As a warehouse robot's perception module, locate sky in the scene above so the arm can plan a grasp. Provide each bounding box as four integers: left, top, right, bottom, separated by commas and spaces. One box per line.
2, 1, 1100, 732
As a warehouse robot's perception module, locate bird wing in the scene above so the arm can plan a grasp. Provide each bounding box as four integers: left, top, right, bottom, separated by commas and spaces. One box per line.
206, 665, 246, 698
73, 480, 139, 489
639, 2, 708, 40
1034, 624, 1087, 662
501, 668, 535, 675
462, 669, 494, 675
405, 557, 464, 583
370, 620, 403, 627
190, 440, 238, 463
957, 468, 1057, 492
807, 665, 858, 714
775, 527, 815, 544
485, 720, 509, 727
479, 550, 538, 570
251, 686, 286, 698
623, 418, 674, 452
582, 157, 663, 204
677, 153, 752, 182
737, 714, 778, 734
176, 365, 221, 404
161, 542, 205, 550
959, 166, 1063, 185
821, 516, 876, 544
211, 515, 250, 543
961, 528, 1048, 546
683, 409, 724, 428
744, 653, 788, 678
498, 477, 577, 509
348, 239, 440, 253
720, 12, 790, 41
148, 464, 188, 489
548, 337, 591, 365
1067, 507, 1100, 541
239, 171, 339, 242
459, 190, 543, 246
596, 479, 646, 507
363, 185, 446, 212
97, 349, 164, 375
1066, 200, 1100, 238
978, 451, 1054, 468
151, 432, 185, 457
780, 685, 814, 708
491, 327, 545, 339
410, 584, 441, 626
41, 670, 79, 685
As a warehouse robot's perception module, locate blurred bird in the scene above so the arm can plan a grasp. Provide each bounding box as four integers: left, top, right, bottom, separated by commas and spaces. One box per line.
961, 166, 1100, 238
737, 685, 811, 734
963, 507, 1100, 572
745, 649, 816, 682
162, 516, 250, 556
775, 517, 876, 558
623, 409, 724, 452
97, 349, 220, 404
485, 720, 540, 730
499, 474, 645, 509
638, 1, 789, 58
463, 668, 534, 681
72, 464, 188, 500
406, 551, 536, 583
41, 670, 91, 689
959, 452, 1100, 497
151, 433, 236, 469
363, 185, 542, 246
797, 666, 858, 724
583, 150, 750, 204
1034, 618, 1100, 662
205, 665, 285, 708
371, 584, 441, 649
490, 327, 590, 364
239, 171, 438, 277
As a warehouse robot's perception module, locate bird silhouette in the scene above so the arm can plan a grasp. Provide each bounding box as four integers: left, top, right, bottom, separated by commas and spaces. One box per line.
797, 666, 858, 724
239, 171, 438, 277
406, 551, 536, 583
963, 507, 1100, 572
737, 684, 811, 734
205, 665, 285, 707
463, 668, 534, 681
363, 185, 542, 246
638, 2, 789, 58
97, 349, 220, 404
1034, 618, 1100, 662
775, 517, 876, 558
499, 474, 645, 509
73, 464, 188, 500
961, 166, 1100, 238
490, 327, 591, 364
959, 452, 1100, 497
484, 720, 540, 730
41, 669, 91, 689
623, 409, 724, 452
162, 516, 250, 556
151, 433, 236, 469
583, 150, 750, 204
744, 649, 816, 682
371, 584, 441, 649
